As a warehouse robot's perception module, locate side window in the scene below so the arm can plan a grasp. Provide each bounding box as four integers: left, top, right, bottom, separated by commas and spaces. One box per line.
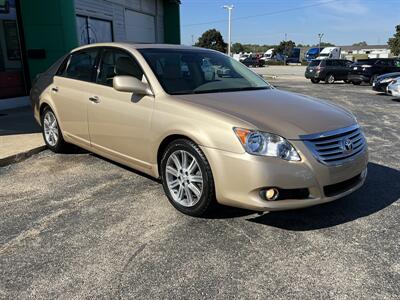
325, 60, 332, 67
61, 49, 98, 82
97, 49, 144, 87
376, 60, 388, 66
56, 55, 70, 76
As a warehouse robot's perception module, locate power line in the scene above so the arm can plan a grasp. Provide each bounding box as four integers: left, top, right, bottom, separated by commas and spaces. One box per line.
182, 0, 338, 27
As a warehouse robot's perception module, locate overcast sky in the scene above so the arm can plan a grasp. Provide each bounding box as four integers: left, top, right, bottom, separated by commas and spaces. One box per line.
180, 0, 399, 46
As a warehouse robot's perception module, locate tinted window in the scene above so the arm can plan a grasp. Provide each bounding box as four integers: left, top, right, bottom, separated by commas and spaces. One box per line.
325, 60, 332, 66
56, 55, 70, 76
62, 49, 98, 82
376, 60, 390, 66
308, 60, 320, 67
97, 49, 144, 87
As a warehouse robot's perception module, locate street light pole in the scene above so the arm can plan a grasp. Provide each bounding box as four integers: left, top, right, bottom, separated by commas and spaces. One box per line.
318, 33, 324, 56
223, 5, 234, 56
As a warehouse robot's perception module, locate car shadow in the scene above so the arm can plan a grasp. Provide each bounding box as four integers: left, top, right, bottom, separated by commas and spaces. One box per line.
392, 98, 400, 103
246, 162, 399, 231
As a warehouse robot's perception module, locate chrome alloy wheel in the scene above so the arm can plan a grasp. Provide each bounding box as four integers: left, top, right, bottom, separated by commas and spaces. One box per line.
43, 111, 59, 147
165, 150, 203, 207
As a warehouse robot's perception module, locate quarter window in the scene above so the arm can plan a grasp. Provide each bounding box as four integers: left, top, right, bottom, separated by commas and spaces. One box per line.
97, 49, 144, 87
61, 49, 98, 82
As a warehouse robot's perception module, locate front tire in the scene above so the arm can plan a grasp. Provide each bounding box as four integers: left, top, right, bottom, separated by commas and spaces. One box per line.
41, 107, 68, 153
311, 78, 320, 84
160, 139, 215, 217
325, 74, 335, 84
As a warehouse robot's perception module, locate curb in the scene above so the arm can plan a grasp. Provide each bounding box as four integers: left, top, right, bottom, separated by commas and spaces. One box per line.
0, 146, 46, 167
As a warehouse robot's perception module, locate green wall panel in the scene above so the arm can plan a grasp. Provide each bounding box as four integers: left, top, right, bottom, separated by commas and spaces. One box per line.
19, 0, 78, 81
164, 0, 180, 44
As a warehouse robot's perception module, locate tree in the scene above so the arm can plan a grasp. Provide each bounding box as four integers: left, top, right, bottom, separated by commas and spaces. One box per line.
352, 41, 368, 47
313, 42, 335, 47
231, 42, 244, 53
388, 25, 400, 56
195, 29, 227, 53
273, 40, 296, 57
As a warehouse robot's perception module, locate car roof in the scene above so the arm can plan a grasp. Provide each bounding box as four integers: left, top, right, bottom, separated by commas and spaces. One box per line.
73, 42, 211, 53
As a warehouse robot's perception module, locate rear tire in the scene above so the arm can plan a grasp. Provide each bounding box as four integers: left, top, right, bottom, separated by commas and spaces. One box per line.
41, 107, 68, 153
160, 139, 215, 217
325, 74, 335, 84
311, 78, 320, 84
352, 81, 361, 85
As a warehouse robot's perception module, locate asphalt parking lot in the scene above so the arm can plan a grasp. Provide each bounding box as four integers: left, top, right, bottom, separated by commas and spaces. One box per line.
1, 75, 399, 299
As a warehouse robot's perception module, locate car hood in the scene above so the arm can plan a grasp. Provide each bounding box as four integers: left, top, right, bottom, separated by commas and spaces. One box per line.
176, 89, 355, 139
377, 72, 400, 81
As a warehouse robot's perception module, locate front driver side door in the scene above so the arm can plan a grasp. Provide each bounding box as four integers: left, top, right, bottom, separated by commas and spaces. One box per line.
86, 48, 155, 170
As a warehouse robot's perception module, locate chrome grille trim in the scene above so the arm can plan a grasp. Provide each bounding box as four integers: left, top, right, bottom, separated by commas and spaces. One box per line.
300, 125, 367, 166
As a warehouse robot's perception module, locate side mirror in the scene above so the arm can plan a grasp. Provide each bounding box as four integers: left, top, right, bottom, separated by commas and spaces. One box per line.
113, 76, 153, 96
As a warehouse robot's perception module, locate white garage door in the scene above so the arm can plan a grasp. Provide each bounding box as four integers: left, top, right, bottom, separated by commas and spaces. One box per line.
125, 9, 155, 43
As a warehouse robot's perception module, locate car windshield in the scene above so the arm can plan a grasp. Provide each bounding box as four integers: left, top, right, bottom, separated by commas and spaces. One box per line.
139, 48, 270, 95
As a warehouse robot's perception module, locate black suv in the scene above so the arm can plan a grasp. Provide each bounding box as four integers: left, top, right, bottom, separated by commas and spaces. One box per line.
305, 59, 353, 84
348, 58, 400, 85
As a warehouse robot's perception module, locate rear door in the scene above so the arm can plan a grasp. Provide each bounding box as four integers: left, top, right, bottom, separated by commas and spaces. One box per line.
86, 48, 154, 168
52, 48, 100, 147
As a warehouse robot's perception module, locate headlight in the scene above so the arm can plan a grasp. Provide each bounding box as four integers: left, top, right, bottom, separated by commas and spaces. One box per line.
381, 78, 394, 84
234, 128, 301, 161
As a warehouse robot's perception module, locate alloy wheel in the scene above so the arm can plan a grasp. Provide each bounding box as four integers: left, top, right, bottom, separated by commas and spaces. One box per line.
165, 150, 203, 207
43, 111, 59, 147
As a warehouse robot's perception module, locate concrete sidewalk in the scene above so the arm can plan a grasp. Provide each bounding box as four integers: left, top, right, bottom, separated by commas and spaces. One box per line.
0, 106, 45, 166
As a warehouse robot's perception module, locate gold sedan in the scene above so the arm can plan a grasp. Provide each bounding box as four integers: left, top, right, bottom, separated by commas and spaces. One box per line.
30, 43, 368, 216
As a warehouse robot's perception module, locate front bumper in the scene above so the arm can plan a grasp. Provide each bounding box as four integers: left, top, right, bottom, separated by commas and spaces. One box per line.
201, 140, 368, 212
372, 82, 388, 92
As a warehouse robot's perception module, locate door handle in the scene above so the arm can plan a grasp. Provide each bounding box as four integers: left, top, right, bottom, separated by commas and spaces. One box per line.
89, 96, 100, 103
52, 87, 59, 92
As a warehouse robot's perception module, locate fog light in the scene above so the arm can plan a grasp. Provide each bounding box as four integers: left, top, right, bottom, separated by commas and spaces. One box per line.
265, 188, 279, 201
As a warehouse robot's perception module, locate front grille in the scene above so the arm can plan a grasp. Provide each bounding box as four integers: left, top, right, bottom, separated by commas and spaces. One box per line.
301, 125, 366, 165
324, 173, 362, 197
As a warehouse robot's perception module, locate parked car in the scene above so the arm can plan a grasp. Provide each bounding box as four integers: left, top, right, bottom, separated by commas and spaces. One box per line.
241, 55, 265, 67
30, 43, 368, 216
348, 58, 400, 85
305, 59, 353, 83
372, 72, 400, 93
387, 77, 400, 97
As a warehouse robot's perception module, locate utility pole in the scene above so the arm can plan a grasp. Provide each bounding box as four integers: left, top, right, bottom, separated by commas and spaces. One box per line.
318, 33, 324, 56
223, 4, 234, 56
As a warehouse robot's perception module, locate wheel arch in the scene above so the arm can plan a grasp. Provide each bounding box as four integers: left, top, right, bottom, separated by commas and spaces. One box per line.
156, 134, 198, 177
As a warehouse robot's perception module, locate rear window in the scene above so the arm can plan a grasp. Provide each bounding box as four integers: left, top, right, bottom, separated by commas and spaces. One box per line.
309, 60, 320, 67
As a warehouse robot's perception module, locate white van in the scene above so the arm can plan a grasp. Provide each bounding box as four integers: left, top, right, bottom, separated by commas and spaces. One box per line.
262, 48, 275, 61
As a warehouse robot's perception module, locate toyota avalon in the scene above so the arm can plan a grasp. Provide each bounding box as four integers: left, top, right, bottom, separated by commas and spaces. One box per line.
30, 43, 368, 216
